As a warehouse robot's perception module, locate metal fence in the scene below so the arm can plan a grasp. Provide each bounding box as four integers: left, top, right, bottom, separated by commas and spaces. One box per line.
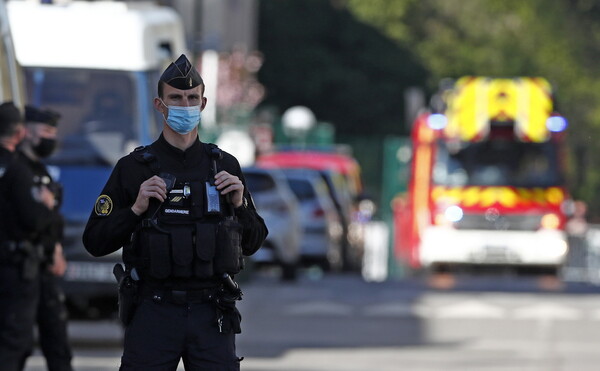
561, 224, 600, 284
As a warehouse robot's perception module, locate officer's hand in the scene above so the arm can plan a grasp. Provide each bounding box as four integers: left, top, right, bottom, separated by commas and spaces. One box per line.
214, 171, 243, 208
131, 175, 167, 216
49, 242, 67, 277
33, 185, 55, 210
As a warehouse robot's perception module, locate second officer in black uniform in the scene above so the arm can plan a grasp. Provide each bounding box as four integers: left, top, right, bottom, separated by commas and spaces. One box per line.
19, 105, 73, 371
83, 54, 267, 370
0, 102, 55, 371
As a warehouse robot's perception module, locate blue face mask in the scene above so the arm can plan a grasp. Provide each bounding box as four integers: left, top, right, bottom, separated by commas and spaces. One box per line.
161, 101, 201, 134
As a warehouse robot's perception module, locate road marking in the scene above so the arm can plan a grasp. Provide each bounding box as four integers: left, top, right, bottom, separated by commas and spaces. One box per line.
434, 300, 506, 319
284, 298, 593, 321
362, 302, 430, 317
589, 308, 600, 320
512, 302, 581, 320
27, 355, 122, 368
285, 301, 353, 316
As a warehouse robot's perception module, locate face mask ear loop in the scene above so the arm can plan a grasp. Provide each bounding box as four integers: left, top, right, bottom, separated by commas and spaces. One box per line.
159, 99, 169, 123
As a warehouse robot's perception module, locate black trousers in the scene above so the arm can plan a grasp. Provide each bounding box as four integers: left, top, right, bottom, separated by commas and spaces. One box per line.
120, 298, 241, 371
0, 265, 39, 371
37, 270, 73, 371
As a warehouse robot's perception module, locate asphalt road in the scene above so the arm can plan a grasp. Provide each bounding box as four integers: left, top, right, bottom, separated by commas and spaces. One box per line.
23, 271, 600, 371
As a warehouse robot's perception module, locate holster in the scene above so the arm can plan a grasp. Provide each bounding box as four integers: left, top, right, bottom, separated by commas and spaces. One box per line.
213, 275, 243, 334
113, 264, 139, 326
7, 241, 43, 281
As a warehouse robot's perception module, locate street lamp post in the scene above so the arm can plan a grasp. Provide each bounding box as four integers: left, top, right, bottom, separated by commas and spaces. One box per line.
282, 105, 316, 148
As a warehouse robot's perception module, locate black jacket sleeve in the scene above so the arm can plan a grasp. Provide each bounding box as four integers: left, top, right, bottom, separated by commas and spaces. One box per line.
7, 159, 54, 238
82, 157, 144, 257
235, 195, 268, 256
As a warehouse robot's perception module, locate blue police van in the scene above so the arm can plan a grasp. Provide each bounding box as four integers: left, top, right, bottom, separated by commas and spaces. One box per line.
8, 0, 187, 317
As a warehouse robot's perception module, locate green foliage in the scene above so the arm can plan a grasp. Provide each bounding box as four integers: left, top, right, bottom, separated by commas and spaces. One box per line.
257, 0, 427, 136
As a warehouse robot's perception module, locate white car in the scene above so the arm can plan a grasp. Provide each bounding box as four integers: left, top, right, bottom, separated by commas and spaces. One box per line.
243, 167, 302, 280
279, 168, 343, 271
318, 169, 365, 272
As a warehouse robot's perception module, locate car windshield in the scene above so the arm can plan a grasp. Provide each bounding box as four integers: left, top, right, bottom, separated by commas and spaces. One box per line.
24, 67, 142, 166
287, 178, 316, 201
433, 138, 563, 187
244, 173, 276, 193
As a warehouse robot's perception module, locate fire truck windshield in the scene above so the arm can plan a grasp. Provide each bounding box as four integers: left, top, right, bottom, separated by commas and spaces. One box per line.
433, 139, 563, 188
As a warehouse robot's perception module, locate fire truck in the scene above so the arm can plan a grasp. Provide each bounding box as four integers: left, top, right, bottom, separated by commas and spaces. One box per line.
393, 77, 570, 272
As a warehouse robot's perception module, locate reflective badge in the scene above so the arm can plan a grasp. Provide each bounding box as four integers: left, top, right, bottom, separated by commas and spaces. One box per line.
94, 195, 113, 216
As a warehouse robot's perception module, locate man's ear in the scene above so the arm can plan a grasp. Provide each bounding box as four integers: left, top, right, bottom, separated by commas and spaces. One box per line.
14, 125, 26, 143
201, 97, 207, 110
153, 97, 164, 112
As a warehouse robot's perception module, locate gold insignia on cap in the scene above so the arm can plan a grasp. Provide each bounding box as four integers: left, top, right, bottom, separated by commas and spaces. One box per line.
189, 77, 192, 87
94, 195, 113, 216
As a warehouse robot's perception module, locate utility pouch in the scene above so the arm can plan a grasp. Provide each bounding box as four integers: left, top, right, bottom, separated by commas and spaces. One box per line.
214, 217, 243, 275
170, 226, 194, 278
194, 223, 216, 278
146, 230, 171, 279
113, 264, 139, 327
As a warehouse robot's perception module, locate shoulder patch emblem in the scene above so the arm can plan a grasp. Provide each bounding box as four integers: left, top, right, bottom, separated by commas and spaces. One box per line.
94, 195, 113, 216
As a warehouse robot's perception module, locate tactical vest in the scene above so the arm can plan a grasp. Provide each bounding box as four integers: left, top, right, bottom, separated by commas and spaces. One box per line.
127, 144, 243, 280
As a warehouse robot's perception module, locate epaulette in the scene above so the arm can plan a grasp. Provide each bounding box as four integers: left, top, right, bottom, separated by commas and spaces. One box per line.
204, 142, 219, 154
132, 145, 156, 164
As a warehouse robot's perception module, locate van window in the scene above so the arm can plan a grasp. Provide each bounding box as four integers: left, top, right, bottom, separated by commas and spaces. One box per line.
24, 67, 137, 166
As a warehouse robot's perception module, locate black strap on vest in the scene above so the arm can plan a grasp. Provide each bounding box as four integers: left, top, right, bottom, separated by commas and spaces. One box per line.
206, 144, 236, 216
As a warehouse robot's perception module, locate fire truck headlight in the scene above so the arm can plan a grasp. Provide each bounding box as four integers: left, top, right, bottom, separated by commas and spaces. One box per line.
548, 239, 568, 259
427, 114, 448, 130
546, 116, 568, 132
444, 205, 464, 222
540, 213, 561, 230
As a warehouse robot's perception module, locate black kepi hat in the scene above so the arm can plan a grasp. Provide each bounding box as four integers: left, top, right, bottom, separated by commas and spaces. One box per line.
0, 102, 22, 129
25, 105, 61, 127
160, 54, 204, 90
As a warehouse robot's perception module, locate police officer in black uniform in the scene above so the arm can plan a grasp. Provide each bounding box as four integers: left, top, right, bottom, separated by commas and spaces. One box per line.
0, 102, 55, 371
19, 106, 73, 371
83, 54, 267, 370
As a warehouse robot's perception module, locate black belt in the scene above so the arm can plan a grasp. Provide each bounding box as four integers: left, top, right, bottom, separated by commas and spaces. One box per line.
0, 240, 36, 263
1, 240, 34, 252
141, 286, 217, 304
